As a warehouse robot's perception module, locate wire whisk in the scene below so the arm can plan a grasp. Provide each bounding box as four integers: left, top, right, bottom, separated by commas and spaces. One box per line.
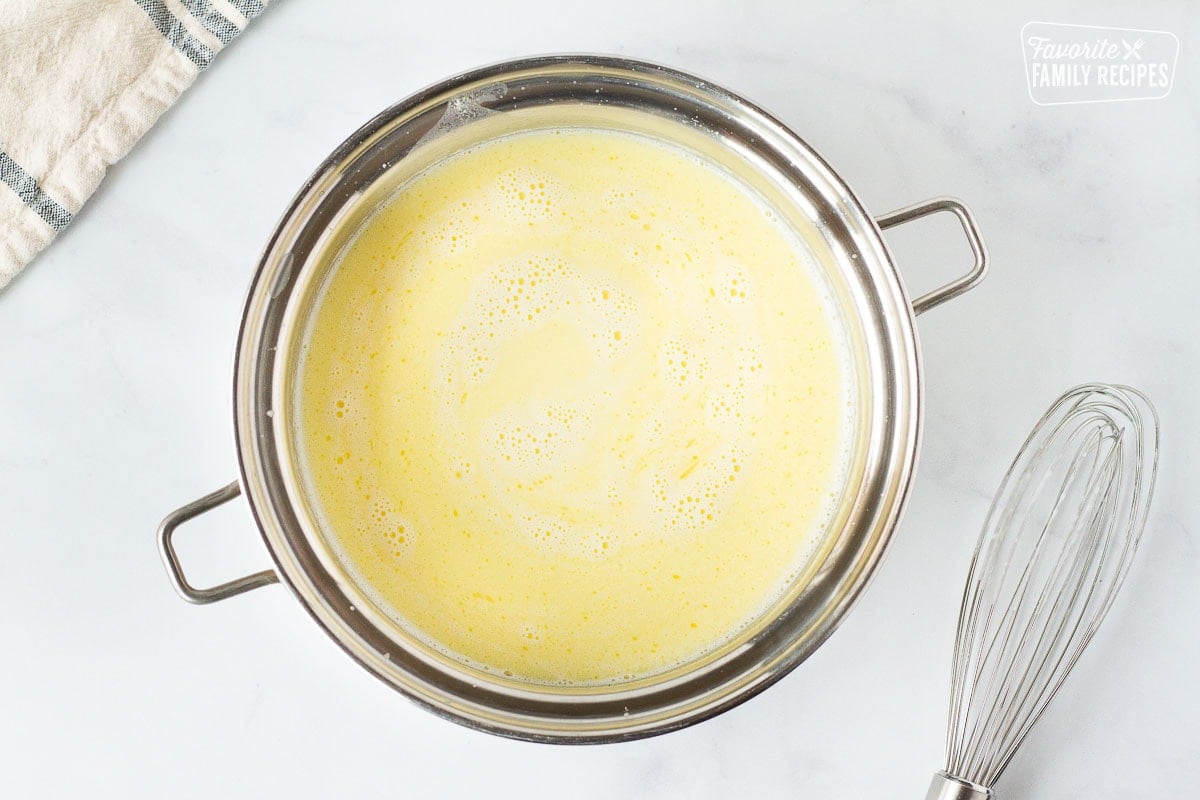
926, 384, 1159, 800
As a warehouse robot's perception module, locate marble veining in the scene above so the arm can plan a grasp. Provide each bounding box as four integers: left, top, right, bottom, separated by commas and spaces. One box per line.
0, 1, 1196, 797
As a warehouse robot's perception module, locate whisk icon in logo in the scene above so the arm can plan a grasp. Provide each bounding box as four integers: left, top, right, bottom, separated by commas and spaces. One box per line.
1021, 22, 1179, 105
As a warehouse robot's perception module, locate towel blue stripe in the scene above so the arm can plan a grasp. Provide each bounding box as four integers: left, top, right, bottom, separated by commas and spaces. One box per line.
226, 0, 265, 20
180, 0, 241, 46
0, 150, 73, 232
132, 0, 216, 70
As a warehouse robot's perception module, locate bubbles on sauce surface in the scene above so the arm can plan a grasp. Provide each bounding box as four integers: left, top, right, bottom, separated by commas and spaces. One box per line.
294, 126, 855, 685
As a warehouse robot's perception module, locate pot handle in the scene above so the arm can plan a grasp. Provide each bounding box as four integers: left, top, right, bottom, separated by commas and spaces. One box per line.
158, 481, 279, 604
875, 196, 988, 315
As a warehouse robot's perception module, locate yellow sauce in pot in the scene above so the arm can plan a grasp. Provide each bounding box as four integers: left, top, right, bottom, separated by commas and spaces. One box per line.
294, 127, 852, 684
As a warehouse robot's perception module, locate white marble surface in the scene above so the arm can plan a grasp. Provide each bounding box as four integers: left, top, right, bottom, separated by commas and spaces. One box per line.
1, 1, 1197, 796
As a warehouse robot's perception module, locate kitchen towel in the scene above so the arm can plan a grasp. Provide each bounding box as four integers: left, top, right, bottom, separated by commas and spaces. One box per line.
0, 0, 271, 290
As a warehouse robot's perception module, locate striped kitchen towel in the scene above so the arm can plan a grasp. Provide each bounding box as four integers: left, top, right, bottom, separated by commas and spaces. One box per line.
0, 0, 272, 290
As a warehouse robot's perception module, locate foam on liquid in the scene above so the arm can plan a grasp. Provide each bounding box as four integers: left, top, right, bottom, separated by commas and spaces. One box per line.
294, 127, 854, 685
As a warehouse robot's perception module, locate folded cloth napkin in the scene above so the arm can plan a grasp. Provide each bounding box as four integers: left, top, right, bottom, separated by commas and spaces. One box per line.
0, 0, 271, 290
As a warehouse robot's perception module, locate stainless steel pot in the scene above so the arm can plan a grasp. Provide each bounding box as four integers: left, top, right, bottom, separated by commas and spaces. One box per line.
158, 55, 987, 743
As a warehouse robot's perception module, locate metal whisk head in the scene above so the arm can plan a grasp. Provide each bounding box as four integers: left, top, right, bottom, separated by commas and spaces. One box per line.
927, 384, 1158, 800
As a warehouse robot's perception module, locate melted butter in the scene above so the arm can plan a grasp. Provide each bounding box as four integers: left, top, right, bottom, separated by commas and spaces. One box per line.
294, 127, 852, 684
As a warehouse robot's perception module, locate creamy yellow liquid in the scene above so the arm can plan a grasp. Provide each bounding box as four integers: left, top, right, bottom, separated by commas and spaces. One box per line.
295, 127, 851, 684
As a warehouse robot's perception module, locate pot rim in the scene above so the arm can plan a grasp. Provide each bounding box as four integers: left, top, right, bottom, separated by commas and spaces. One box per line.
216, 53, 964, 743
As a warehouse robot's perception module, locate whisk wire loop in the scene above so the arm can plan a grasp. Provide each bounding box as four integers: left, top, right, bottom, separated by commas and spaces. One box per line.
933, 384, 1158, 797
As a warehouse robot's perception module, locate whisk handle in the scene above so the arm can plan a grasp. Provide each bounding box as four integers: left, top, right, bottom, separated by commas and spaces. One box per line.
925, 771, 992, 800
